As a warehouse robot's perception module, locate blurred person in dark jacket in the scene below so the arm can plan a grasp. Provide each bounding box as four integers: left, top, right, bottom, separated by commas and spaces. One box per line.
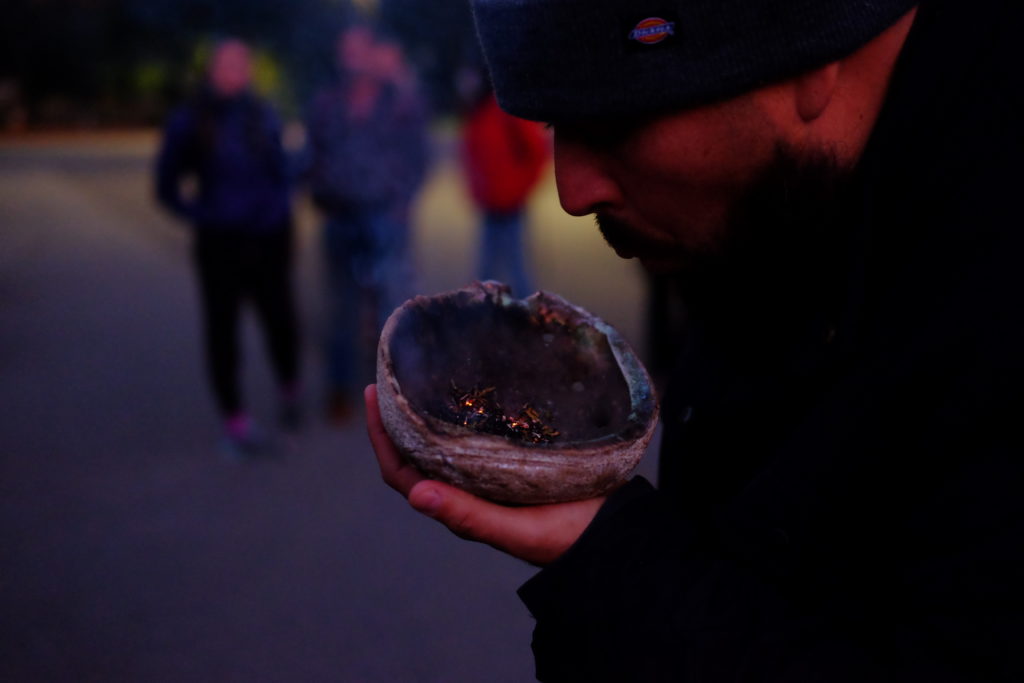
307, 23, 429, 423
156, 38, 300, 455
459, 73, 550, 296
368, 0, 1024, 680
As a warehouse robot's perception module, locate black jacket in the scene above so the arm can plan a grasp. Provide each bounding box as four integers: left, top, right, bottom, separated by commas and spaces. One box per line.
519, 2, 1024, 681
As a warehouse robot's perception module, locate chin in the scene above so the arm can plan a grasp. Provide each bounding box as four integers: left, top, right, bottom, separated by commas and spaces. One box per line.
638, 256, 687, 274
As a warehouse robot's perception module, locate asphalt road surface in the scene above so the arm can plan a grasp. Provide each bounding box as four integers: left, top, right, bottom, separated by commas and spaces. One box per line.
0, 129, 657, 682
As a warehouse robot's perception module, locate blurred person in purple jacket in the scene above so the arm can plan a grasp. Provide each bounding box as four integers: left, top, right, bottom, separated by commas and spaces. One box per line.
156, 38, 300, 455
306, 23, 429, 423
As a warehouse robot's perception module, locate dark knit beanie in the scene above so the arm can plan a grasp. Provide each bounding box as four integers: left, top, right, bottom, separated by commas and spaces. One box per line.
470, 0, 918, 121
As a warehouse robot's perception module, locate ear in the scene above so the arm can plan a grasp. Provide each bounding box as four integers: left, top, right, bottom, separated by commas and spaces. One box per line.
794, 61, 840, 122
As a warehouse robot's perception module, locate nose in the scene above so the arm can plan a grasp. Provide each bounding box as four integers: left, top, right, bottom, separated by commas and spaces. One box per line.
553, 131, 622, 217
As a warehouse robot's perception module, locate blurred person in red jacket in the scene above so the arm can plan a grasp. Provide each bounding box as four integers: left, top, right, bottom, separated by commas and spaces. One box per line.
460, 76, 549, 296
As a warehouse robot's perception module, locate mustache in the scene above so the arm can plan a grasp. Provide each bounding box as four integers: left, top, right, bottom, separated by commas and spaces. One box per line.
595, 213, 688, 260
595, 213, 631, 249
596, 214, 653, 253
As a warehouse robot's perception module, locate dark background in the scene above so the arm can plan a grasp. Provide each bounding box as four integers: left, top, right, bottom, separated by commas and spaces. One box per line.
0, 0, 481, 129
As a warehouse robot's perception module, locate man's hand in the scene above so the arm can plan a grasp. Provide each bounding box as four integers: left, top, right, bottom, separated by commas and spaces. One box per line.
365, 384, 604, 566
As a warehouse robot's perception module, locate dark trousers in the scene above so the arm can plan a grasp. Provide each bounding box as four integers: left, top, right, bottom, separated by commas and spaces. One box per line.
322, 206, 412, 394
193, 227, 299, 417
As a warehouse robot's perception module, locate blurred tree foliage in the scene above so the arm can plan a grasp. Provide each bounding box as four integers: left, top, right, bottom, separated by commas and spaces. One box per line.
0, 0, 480, 128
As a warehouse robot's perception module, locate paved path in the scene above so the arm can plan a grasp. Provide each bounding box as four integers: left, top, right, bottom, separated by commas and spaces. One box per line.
0, 130, 656, 682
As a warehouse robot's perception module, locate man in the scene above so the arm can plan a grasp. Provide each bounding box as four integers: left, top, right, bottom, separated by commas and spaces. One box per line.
368, 0, 1023, 680
156, 39, 300, 454
306, 23, 429, 422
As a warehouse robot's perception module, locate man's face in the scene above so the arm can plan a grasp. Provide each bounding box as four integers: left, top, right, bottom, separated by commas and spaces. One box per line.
208, 41, 252, 98
339, 27, 376, 77
552, 92, 788, 272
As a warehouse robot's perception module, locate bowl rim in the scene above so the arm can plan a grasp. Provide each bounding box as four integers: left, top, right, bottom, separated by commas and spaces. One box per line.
377, 281, 659, 454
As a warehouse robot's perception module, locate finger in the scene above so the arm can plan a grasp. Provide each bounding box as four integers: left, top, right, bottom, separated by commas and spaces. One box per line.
408, 479, 604, 566
364, 384, 424, 496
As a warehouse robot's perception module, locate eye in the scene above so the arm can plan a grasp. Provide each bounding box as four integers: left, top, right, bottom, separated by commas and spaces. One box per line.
558, 120, 639, 152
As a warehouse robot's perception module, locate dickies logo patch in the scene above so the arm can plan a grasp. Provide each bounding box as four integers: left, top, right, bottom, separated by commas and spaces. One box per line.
628, 17, 676, 45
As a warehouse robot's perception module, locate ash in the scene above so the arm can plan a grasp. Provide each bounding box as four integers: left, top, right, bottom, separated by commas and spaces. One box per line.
447, 382, 560, 445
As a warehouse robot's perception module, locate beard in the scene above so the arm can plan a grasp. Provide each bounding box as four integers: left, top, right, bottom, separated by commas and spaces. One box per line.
598, 144, 858, 324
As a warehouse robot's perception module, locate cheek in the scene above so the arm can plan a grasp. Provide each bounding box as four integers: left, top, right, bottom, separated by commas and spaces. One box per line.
617, 124, 776, 244
616, 156, 739, 246
636, 108, 777, 191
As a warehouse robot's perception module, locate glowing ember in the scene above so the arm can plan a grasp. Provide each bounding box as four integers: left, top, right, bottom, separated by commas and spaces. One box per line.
447, 381, 560, 444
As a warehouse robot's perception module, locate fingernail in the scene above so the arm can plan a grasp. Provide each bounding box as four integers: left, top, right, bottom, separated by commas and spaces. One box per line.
410, 487, 442, 516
